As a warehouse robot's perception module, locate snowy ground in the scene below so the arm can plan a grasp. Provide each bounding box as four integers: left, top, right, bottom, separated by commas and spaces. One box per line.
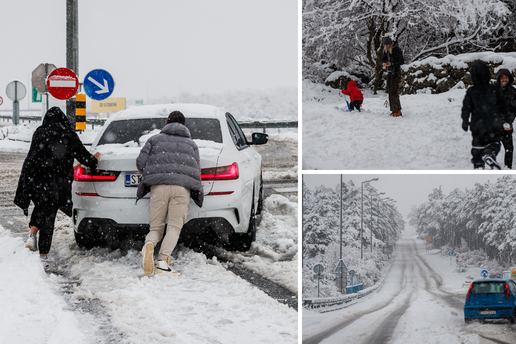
302, 80, 505, 170
302, 226, 516, 344
0, 118, 299, 343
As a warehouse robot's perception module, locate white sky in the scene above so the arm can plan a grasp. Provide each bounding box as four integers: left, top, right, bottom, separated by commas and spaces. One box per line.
303, 173, 508, 218
0, 0, 297, 109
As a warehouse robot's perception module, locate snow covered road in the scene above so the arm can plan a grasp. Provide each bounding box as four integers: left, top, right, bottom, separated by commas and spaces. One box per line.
0, 140, 299, 343
303, 231, 516, 344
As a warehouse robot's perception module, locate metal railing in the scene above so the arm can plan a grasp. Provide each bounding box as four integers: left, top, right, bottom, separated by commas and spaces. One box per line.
239, 120, 297, 133
0, 114, 296, 132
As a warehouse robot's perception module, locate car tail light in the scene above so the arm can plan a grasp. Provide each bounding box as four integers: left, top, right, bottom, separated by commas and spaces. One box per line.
201, 163, 239, 181
506, 282, 511, 300
74, 166, 118, 182
467, 283, 473, 301
207, 191, 234, 196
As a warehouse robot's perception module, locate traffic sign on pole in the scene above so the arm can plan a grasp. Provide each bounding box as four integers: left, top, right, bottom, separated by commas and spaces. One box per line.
481, 270, 489, 279
5, 81, 26, 125
83, 69, 115, 101
46, 68, 79, 100
6, 81, 27, 102
0, 96, 3, 106
32, 63, 57, 94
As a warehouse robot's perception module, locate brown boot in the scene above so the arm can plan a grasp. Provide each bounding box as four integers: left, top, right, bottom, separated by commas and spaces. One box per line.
391, 110, 402, 117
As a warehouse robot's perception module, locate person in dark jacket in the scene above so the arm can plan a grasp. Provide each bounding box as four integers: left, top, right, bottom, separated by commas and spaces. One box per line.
461, 60, 510, 169
136, 110, 203, 276
14, 107, 100, 262
496, 69, 516, 168
381, 36, 404, 117
341, 81, 364, 111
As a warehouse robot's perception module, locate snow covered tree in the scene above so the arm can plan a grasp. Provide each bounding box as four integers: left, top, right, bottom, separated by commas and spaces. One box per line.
302, 0, 512, 90
409, 176, 516, 264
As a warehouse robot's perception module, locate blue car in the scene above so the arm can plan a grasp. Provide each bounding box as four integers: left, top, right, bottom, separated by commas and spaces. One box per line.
464, 278, 516, 323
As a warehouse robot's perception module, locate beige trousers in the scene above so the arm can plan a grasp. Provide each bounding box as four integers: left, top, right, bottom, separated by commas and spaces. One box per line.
146, 184, 190, 261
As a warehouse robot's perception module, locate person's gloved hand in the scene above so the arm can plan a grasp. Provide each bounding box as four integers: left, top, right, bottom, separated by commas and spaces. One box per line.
462, 121, 469, 132
503, 123, 512, 130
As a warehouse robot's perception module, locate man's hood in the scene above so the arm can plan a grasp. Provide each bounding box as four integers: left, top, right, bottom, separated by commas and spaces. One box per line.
496, 68, 515, 86
470, 60, 491, 86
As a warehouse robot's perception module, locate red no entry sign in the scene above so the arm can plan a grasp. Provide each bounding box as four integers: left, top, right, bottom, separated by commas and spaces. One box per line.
46, 68, 79, 100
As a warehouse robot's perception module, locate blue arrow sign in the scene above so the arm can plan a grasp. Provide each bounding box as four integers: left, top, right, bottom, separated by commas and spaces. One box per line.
481, 270, 489, 278
83, 69, 115, 101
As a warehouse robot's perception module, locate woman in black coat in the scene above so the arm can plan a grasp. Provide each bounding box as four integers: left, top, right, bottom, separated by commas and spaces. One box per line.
14, 107, 100, 261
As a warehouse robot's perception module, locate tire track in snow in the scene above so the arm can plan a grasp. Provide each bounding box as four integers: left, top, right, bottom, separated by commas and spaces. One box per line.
44, 260, 125, 344
411, 239, 516, 343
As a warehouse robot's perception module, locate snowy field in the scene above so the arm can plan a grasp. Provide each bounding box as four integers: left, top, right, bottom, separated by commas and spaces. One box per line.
303, 81, 481, 170
0, 96, 299, 343
303, 227, 516, 344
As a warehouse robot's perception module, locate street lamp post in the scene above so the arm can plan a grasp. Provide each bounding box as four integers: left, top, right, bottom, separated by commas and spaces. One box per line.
361, 178, 378, 259
371, 192, 385, 252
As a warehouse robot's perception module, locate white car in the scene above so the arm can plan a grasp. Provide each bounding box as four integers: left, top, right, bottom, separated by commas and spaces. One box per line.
72, 104, 268, 251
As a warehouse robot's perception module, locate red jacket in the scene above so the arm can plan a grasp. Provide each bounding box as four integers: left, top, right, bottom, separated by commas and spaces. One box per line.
341, 81, 364, 103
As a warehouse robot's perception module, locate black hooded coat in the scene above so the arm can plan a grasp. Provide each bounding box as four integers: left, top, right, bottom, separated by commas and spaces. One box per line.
461, 60, 509, 141
496, 68, 516, 123
14, 107, 98, 217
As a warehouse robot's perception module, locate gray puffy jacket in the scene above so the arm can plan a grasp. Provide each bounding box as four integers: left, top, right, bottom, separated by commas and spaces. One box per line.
136, 122, 203, 207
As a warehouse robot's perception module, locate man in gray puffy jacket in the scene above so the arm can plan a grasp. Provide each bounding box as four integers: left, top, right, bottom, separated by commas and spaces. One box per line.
136, 111, 203, 276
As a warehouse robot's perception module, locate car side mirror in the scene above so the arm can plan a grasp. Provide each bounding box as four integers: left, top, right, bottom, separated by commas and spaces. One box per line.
249, 132, 268, 145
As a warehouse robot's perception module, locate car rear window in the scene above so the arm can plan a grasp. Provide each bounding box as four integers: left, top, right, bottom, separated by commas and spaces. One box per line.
470, 282, 507, 294
97, 118, 223, 145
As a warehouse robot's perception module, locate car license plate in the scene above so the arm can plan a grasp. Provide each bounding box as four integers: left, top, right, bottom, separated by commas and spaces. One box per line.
480, 310, 496, 315
125, 173, 142, 187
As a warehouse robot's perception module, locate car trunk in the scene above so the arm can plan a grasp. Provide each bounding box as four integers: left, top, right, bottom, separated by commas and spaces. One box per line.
91, 145, 223, 198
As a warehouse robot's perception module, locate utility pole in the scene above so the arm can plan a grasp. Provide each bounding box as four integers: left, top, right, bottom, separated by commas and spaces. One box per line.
66, 0, 78, 128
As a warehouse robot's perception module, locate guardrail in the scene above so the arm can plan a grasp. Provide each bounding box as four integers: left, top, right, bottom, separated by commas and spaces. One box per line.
303, 283, 380, 309
0, 114, 296, 132
239, 120, 297, 133
303, 256, 396, 310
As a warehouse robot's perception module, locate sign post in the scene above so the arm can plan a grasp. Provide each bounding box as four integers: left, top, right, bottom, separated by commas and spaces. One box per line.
46, 68, 79, 100
457, 256, 463, 273
481, 269, 489, 279
6, 81, 27, 125
83, 69, 115, 101
32, 63, 57, 112
334, 260, 348, 294
313, 264, 325, 298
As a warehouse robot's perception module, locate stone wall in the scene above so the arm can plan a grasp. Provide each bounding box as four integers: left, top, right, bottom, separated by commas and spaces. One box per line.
400, 52, 516, 94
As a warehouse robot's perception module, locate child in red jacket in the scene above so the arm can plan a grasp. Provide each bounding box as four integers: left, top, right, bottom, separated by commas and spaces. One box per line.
341, 81, 363, 111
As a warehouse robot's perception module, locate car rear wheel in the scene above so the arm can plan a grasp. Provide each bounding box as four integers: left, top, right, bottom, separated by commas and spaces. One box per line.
464, 317, 472, 323
230, 195, 256, 252
74, 231, 96, 249
510, 309, 516, 323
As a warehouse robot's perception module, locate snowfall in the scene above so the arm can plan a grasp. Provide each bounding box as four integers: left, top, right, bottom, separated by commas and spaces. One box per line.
302, 52, 516, 170
0, 94, 299, 343
303, 226, 516, 344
